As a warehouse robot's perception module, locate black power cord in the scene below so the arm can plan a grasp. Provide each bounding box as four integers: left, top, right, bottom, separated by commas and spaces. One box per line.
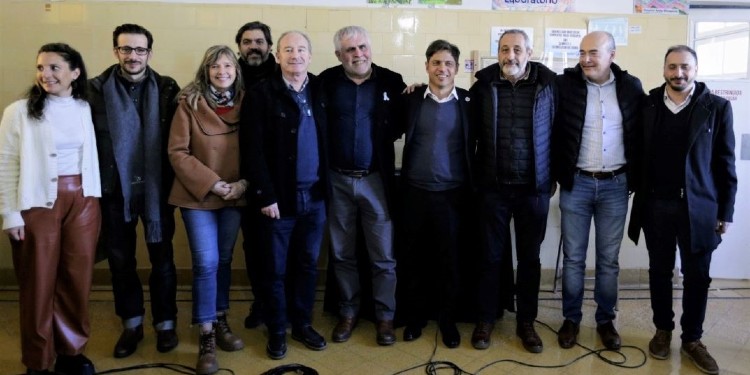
391, 319, 647, 375
260, 363, 320, 375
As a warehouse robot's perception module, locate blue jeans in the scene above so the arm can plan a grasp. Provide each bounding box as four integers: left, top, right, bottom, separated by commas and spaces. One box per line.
560, 173, 628, 325
181, 207, 242, 324
264, 189, 326, 335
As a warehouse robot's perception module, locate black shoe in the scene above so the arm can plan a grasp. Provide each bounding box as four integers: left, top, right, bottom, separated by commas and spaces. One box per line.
516, 321, 543, 354
403, 324, 423, 342
156, 328, 179, 353
597, 321, 622, 350
244, 303, 264, 329
113, 325, 143, 358
266, 333, 287, 360
292, 325, 327, 351
54, 354, 95, 375
557, 319, 579, 349
440, 322, 461, 348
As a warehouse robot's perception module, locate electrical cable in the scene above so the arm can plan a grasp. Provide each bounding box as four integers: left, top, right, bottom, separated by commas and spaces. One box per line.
390, 318, 647, 375
260, 363, 320, 375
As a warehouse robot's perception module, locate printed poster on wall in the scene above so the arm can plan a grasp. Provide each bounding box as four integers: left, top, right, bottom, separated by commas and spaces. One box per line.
545, 28, 585, 54
634, 0, 689, 15
588, 18, 628, 46
490, 26, 535, 56
704, 79, 750, 279
493, 0, 575, 12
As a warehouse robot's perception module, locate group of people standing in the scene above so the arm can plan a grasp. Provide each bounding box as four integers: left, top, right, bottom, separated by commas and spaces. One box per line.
0, 17, 735, 375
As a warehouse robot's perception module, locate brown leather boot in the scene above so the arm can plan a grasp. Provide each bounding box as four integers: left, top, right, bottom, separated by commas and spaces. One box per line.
216, 313, 244, 351
196, 327, 218, 375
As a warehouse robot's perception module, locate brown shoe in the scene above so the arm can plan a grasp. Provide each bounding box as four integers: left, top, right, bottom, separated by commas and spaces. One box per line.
376, 320, 396, 346
471, 321, 494, 350
557, 319, 579, 349
596, 321, 621, 350
215, 314, 244, 352
681, 340, 719, 375
196, 328, 218, 375
332, 317, 356, 343
516, 321, 543, 353
649, 329, 672, 360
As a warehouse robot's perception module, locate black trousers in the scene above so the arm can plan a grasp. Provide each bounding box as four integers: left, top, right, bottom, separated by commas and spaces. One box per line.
100, 194, 177, 326
643, 197, 713, 342
476, 186, 550, 323
400, 185, 467, 325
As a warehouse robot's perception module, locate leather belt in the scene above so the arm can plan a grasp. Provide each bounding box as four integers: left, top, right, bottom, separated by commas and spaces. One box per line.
334, 168, 371, 178
577, 167, 626, 180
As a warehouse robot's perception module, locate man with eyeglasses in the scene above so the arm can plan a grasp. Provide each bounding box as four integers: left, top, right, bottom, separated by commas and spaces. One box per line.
88, 23, 180, 359
552, 30, 645, 350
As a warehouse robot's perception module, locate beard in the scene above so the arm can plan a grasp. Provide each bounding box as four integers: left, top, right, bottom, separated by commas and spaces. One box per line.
244, 50, 266, 66
502, 63, 521, 78
666, 77, 692, 92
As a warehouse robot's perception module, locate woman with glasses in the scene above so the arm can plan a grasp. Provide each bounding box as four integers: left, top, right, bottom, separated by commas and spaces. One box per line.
167, 45, 246, 375
0, 43, 101, 375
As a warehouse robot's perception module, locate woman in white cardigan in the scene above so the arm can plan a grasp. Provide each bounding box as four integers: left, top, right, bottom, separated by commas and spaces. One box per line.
0, 43, 101, 375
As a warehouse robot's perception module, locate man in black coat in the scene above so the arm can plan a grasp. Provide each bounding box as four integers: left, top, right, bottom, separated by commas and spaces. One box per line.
241, 30, 329, 360
234, 20, 278, 330
628, 45, 736, 375
552, 31, 645, 351
319, 25, 406, 347
469, 29, 556, 354
88, 23, 179, 358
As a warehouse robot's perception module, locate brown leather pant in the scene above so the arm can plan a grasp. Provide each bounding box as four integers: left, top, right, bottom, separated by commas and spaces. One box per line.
11, 175, 101, 370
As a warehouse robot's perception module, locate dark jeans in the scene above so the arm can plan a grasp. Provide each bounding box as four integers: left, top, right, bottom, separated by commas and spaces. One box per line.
100, 194, 177, 327
643, 197, 713, 342
400, 185, 466, 325
263, 189, 326, 335
476, 186, 550, 323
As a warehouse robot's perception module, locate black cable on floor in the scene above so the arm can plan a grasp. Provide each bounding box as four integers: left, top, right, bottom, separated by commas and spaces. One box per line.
96, 363, 235, 374
391, 319, 647, 375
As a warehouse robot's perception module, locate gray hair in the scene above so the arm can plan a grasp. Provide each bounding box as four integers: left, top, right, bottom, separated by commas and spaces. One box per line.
333, 26, 371, 52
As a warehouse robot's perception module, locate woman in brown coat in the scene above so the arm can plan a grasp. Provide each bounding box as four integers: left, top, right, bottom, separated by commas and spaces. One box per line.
168, 45, 246, 375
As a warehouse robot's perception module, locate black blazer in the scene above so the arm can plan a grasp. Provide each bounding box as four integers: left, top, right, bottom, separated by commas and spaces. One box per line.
240, 69, 329, 217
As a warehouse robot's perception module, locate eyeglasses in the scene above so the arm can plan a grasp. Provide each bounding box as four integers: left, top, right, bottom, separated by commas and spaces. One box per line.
115, 46, 150, 56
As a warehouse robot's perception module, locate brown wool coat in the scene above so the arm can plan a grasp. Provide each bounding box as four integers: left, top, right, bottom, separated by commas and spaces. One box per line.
168, 91, 246, 210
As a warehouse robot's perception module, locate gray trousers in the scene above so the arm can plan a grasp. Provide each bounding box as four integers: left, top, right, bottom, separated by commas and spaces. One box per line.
328, 171, 397, 321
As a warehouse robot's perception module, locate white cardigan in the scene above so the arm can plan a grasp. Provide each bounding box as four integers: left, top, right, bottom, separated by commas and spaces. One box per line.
0, 98, 102, 230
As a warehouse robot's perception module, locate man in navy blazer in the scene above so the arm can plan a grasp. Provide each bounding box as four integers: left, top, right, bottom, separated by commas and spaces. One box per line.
399, 39, 473, 349
628, 45, 736, 375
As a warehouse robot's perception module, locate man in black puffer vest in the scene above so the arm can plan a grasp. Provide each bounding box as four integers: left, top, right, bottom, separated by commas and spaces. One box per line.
469, 29, 556, 354
552, 31, 645, 351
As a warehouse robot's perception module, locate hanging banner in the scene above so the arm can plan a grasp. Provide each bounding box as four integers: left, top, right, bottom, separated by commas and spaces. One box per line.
492, 0, 575, 12
634, 0, 689, 15
704, 79, 750, 279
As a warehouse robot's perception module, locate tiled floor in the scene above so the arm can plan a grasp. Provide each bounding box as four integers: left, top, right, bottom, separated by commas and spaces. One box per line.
1, 279, 749, 375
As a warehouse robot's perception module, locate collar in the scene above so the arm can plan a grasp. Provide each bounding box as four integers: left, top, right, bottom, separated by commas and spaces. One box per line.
282, 74, 309, 93
663, 83, 695, 107
424, 85, 458, 103
583, 70, 616, 87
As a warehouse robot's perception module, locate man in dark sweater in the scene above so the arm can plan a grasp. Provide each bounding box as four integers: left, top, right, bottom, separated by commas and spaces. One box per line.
469, 29, 556, 354
399, 40, 473, 349
552, 31, 645, 351
234, 20, 278, 330
628, 45, 736, 375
